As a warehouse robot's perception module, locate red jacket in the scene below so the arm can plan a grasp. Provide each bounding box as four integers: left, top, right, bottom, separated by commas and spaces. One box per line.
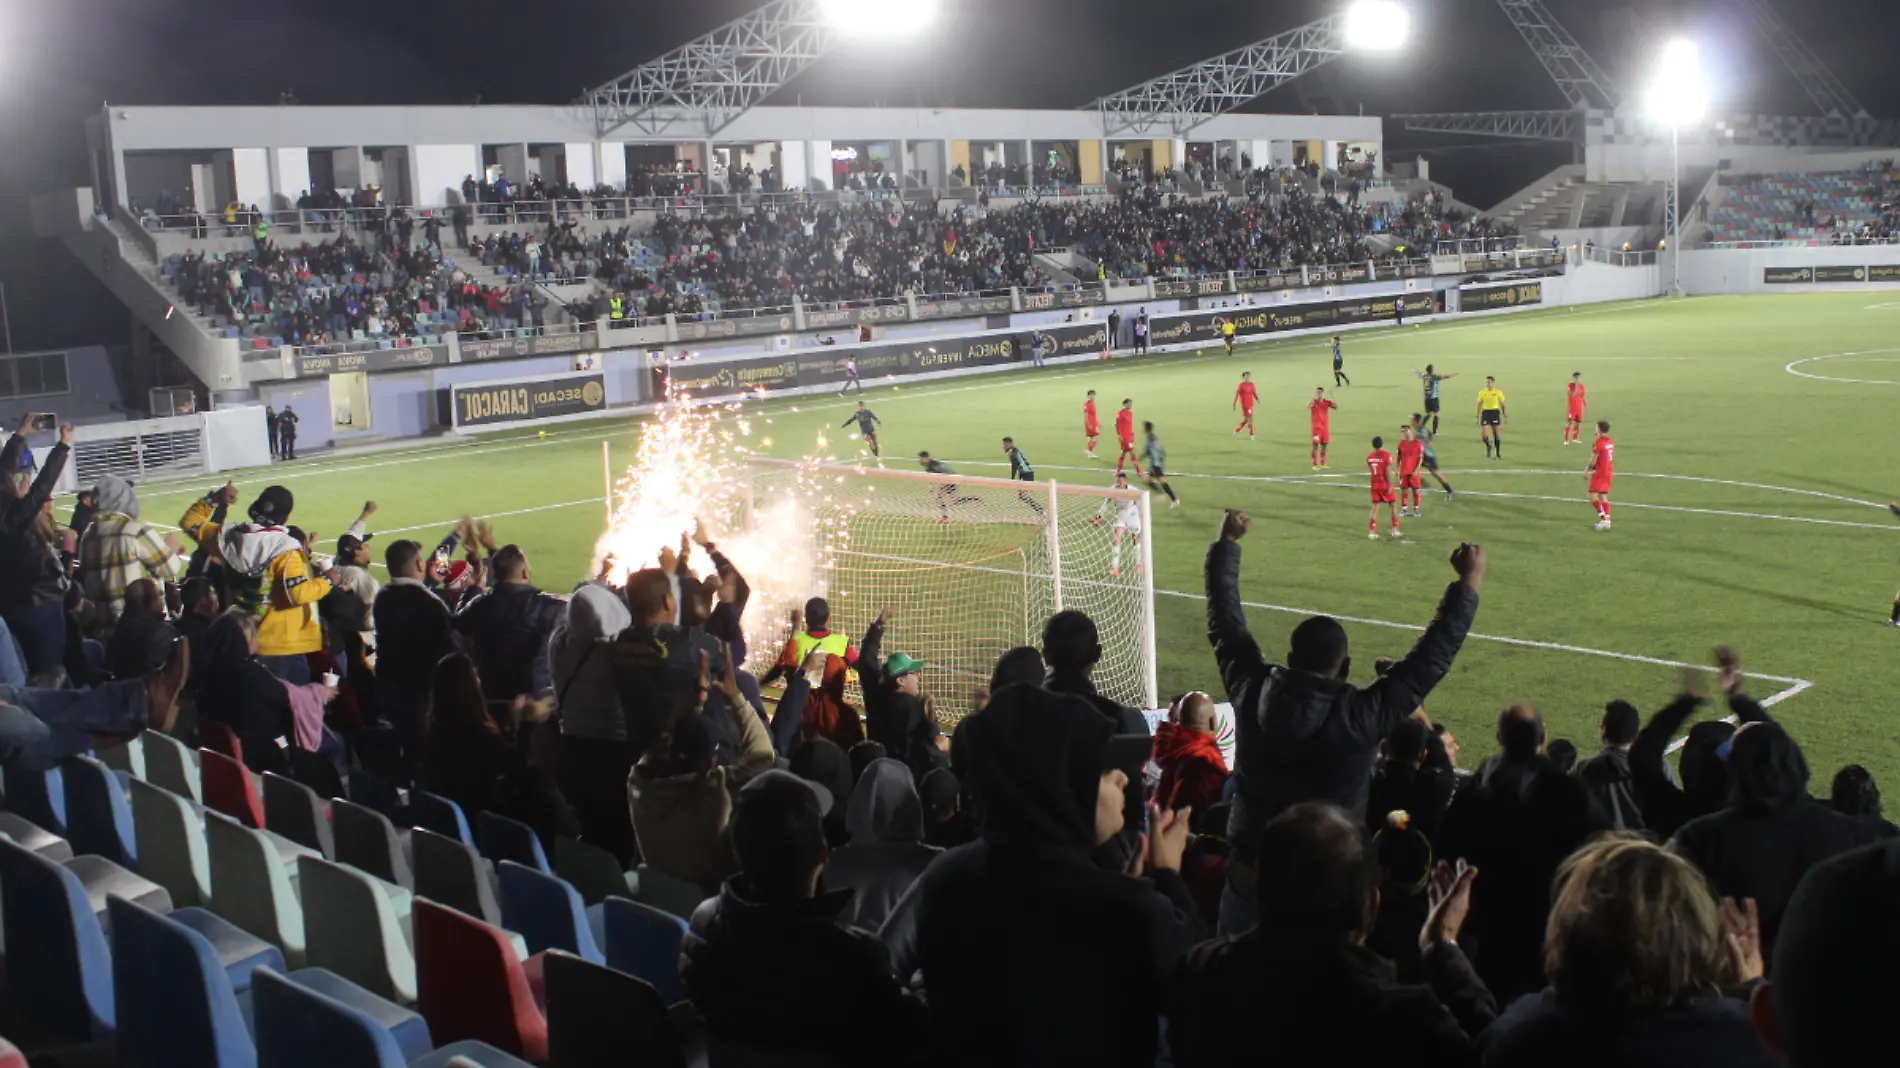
1153, 721, 1228, 816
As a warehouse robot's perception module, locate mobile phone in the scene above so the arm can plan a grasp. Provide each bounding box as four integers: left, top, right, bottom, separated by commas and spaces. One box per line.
27, 413, 56, 433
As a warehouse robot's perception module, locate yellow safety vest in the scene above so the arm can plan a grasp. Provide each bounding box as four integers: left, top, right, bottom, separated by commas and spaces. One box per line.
792, 630, 850, 665
610, 297, 625, 319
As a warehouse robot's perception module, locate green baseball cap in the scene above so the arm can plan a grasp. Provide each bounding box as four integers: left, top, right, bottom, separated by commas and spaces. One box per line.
884, 653, 926, 678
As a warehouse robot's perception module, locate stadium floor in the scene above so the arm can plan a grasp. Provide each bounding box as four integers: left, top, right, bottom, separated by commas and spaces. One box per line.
117, 293, 1900, 783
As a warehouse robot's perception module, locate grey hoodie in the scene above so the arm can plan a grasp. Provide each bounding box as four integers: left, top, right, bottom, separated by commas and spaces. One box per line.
826, 758, 940, 933
92, 475, 140, 520
551, 582, 632, 741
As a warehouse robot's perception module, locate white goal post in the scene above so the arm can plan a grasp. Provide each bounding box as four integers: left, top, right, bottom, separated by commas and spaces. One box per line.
737, 458, 1160, 715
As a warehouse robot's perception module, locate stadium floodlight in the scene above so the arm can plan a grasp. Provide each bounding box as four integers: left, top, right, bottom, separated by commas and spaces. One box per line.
1644, 38, 1708, 129
1343, 1, 1411, 52
817, 0, 938, 39
1645, 38, 1706, 297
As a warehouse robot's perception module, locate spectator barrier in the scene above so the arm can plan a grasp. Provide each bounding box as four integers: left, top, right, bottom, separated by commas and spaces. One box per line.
444, 372, 608, 430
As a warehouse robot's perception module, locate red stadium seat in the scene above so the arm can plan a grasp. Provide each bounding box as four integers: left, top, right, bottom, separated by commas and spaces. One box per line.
199, 749, 264, 830
412, 897, 548, 1062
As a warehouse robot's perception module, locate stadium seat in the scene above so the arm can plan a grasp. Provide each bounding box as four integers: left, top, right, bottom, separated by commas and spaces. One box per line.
6, 763, 67, 835
553, 836, 635, 906
635, 864, 711, 921
411, 826, 504, 927
130, 776, 212, 907
407, 790, 473, 847
263, 772, 334, 858
198, 720, 241, 761
411, 898, 548, 1062
200, 748, 265, 829
97, 734, 147, 780
106, 895, 280, 1067
59, 755, 138, 867
298, 855, 417, 1004
542, 950, 691, 1068
204, 810, 309, 964
496, 861, 604, 962
475, 811, 550, 874
142, 731, 202, 802
0, 837, 121, 1038
334, 798, 413, 888
601, 896, 690, 1006
253, 965, 531, 1068
347, 767, 403, 820
0, 808, 73, 861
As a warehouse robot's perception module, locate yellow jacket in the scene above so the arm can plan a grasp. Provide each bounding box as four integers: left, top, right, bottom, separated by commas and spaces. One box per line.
259, 545, 330, 656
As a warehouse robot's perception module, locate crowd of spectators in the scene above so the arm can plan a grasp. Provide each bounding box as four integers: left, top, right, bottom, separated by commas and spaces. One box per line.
5, 412, 1896, 1067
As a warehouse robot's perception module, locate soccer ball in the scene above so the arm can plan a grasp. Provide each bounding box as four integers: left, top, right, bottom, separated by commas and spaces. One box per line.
537, 430, 547, 439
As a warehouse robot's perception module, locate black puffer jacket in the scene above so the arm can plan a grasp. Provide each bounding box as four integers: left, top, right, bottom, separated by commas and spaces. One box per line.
1206, 539, 1477, 864
0, 436, 69, 612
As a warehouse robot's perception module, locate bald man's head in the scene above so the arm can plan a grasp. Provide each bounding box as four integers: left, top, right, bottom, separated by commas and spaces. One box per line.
1172, 692, 1217, 734
1497, 703, 1546, 760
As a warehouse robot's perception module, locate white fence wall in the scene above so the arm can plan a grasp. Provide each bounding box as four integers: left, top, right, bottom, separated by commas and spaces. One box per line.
1679, 244, 1900, 295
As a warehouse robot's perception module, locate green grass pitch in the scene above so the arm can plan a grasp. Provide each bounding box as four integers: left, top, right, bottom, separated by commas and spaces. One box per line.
133, 292, 1900, 782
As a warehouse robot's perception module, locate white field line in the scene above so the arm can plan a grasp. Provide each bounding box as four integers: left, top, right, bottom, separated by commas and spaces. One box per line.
99, 296, 1677, 505
1150, 588, 1813, 754
1785, 348, 1900, 385
935, 461, 1900, 531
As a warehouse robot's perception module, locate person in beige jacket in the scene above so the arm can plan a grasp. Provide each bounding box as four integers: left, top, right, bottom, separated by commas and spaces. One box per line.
629, 647, 788, 892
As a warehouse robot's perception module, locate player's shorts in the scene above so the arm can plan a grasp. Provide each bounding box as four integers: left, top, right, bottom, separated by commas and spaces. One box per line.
1015, 472, 1035, 483
1239, 407, 1254, 418
1401, 473, 1422, 490
1425, 397, 1441, 413
1085, 423, 1099, 436
1148, 465, 1166, 480
1311, 431, 1330, 445
1567, 407, 1586, 422
1481, 410, 1502, 427
1119, 438, 1135, 452
1114, 520, 1143, 536
1589, 475, 1613, 495
1421, 454, 1440, 473
1370, 485, 1396, 504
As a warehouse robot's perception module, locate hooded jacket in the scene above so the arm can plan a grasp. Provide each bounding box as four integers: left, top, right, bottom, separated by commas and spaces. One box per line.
221, 521, 329, 657
0, 435, 69, 612
551, 583, 632, 741
1668, 720, 1892, 961
826, 759, 941, 933
682, 876, 928, 1067
858, 618, 947, 782
878, 684, 1202, 1068
629, 688, 777, 891
1206, 538, 1476, 865
1153, 721, 1228, 816
81, 476, 182, 625
196, 612, 293, 774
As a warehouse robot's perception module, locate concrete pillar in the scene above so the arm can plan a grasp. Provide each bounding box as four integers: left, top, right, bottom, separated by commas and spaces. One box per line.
599, 143, 628, 190
562, 143, 597, 189
411, 145, 480, 208
272, 149, 311, 210
809, 140, 833, 190
778, 140, 808, 190
1323, 140, 1342, 173
1169, 139, 1186, 172
495, 143, 529, 185
332, 147, 365, 192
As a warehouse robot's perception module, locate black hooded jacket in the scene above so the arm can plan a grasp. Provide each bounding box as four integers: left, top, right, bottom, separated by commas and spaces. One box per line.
877, 684, 1202, 1068
1206, 539, 1477, 865
859, 619, 947, 782
1669, 719, 1892, 961
826, 758, 941, 933
0, 436, 69, 612
196, 612, 293, 774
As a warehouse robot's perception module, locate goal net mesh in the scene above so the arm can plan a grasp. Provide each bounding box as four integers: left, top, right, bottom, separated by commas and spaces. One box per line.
738, 460, 1156, 720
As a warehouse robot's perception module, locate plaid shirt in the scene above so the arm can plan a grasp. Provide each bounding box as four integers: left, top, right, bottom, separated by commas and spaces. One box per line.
80, 512, 182, 624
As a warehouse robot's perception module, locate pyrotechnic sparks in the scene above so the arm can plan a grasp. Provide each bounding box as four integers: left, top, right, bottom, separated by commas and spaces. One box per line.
593, 386, 864, 668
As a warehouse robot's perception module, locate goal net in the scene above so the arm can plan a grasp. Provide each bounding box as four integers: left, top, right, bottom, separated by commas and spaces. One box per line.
737, 459, 1159, 719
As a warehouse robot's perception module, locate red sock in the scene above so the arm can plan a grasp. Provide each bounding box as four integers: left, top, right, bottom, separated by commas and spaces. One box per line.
1602, 502, 1611, 518
1369, 515, 1377, 532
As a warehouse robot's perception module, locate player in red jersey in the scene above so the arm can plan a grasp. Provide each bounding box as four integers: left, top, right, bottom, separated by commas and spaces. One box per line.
1083, 389, 1100, 457
1563, 372, 1589, 445
1367, 436, 1400, 539
1308, 387, 1337, 470
1396, 424, 1426, 519
1114, 398, 1143, 476
1232, 372, 1259, 439
1588, 420, 1615, 531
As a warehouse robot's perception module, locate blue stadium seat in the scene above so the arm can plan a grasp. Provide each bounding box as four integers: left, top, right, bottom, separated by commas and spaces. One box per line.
60, 755, 138, 867
541, 950, 688, 1068
0, 836, 119, 1038
7, 762, 67, 835
475, 811, 550, 874
601, 896, 689, 1006
496, 861, 604, 963
251, 966, 435, 1067
407, 790, 473, 847
107, 894, 273, 1068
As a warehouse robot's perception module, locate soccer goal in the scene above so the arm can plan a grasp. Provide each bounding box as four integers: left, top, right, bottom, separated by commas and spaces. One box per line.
737, 458, 1159, 717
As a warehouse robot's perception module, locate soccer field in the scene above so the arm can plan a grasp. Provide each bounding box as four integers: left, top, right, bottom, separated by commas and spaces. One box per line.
126, 292, 1900, 783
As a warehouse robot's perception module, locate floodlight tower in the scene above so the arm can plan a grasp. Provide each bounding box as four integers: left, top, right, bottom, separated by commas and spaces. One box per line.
1644, 38, 1708, 297
582, 0, 938, 139
1085, 1, 1410, 137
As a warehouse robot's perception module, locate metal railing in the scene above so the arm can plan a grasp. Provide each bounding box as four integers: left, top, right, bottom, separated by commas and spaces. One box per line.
1583, 246, 1660, 267
1687, 235, 1900, 250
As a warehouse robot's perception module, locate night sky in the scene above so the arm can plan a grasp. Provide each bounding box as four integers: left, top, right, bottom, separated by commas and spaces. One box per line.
2, 0, 1895, 351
